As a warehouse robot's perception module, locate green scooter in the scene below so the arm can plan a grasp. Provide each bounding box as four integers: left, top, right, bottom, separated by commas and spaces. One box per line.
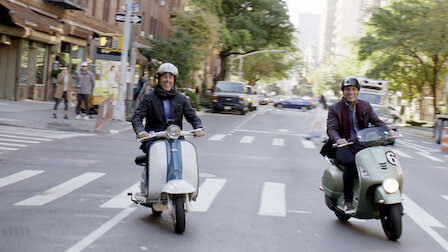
320, 127, 403, 241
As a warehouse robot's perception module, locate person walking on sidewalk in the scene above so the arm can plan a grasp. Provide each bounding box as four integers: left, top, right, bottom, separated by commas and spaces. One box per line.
75, 62, 95, 120
52, 67, 74, 119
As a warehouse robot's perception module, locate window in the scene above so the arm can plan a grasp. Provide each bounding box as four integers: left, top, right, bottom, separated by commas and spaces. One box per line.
20, 40, 29, 84
35, 43, 47, 85
103, 0, 110, 21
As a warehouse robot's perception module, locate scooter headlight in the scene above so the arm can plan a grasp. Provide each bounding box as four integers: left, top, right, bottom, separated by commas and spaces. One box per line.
382, 178, 399, 194
166, 125, 181, 140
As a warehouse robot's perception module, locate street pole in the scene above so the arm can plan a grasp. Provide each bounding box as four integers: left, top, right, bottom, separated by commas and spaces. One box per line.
237, 57, 244, 81
115, 0, 132, 121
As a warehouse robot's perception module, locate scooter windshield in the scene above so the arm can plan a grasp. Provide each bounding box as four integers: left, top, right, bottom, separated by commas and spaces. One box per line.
355, 127, 393, 147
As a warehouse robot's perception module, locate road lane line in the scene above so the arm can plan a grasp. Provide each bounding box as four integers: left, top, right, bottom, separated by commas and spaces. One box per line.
240, 136, 254, 144
100, 182, 139, 208
301, 140, 316, 149
441, 195, 448, 201
208, 134, 226, 141
0, 138, 39, 144
259, 182, 286, 217
0, 146, 19, 151
15, 172, 105, 206
66, 207, 137, 252
0, 142, 27, 147
390, 148, 412, 158
0, 133, 52, 141
190, 178, 226, 212
272, 138, 284, 146
416, 152, 444, 162
0, 170, 44, 189
403, 194, 448, 251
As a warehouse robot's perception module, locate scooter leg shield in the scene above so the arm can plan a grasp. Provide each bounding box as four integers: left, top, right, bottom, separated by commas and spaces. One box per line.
162, 179, 196, 195
374, 186, 401, 205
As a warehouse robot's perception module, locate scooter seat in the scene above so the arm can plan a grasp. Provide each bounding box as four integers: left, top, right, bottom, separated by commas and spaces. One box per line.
135, 155, 147, 166
331, 158, 346, 172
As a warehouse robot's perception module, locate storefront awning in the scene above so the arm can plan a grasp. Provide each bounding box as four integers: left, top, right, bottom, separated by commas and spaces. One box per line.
0, 0, 63, 34
63, 23, 92, 40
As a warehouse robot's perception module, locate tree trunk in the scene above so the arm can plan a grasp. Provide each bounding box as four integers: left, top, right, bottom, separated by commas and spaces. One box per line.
217, 51, 230, 81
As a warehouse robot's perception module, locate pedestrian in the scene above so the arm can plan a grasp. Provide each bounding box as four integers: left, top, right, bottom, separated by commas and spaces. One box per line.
305, 95, 328, 141
134, 74, 147, 100
321, 77, 397, 214
135, 74, 149, 103
75, 62, 95, 120
52, 67, 74, 119
131, 62, 203, 199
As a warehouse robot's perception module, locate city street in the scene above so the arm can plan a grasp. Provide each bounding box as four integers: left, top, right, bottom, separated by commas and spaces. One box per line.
1, 105, 448, 252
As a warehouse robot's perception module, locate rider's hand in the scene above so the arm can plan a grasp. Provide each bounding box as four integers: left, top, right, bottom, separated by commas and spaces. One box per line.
336, 138, 348, 146
138, 131, 149, 139
194, 129, 204, 138
390, 130, 399, 137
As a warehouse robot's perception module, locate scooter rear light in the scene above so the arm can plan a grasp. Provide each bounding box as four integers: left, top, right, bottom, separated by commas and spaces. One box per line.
319, 186, 323, 191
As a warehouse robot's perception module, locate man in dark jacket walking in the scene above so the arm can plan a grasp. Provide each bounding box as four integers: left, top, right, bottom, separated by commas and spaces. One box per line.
326, 77, 396, 213
132, 63, 203, 196
75, 62, 95, 120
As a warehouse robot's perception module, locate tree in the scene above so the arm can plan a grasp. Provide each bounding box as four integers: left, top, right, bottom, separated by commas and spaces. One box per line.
358, 0, 448, 113
209, 0, 296, 81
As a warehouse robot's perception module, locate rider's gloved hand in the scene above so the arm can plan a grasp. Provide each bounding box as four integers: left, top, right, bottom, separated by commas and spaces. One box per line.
194, 128, 204, 138
138, 131, 149, 139
336, 138, 348, 146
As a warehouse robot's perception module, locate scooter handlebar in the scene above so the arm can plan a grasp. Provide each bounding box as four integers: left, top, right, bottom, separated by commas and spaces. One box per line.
332, 141, 354, 148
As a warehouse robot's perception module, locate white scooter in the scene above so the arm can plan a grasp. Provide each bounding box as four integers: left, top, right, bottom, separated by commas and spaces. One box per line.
129, 125, 203, 234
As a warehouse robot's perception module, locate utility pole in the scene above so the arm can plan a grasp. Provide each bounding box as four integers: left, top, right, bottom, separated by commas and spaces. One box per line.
115, 0, 132, 121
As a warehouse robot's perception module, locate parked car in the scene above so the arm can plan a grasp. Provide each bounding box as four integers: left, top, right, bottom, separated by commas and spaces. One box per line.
212, 81, 249, 115
258, 94, 272, 105
274, 97, 312, 110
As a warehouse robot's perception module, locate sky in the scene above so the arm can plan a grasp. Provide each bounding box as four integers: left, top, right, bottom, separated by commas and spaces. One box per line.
284, 0, 325, 27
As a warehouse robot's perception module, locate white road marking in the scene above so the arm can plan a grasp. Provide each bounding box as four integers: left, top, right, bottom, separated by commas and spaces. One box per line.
0, 138, 39, 144
235, 129, 307, 137
100, 182, 139, 208
278, 129, 290, 132
15, 172, 105, 206
208, 134, 226, 141
441, 195, 448, 201
0, 126, 94, 139
301, 140, 316, 149
0, 142, 27, 147
0, 170, 44, 189
272, 138, 285, 146
390, 148, 412, 158
0, 133, 52, 141
190, 178, 226, 212
66, 207, 137, 252
199, 172, 216, 178
259, 182, 286, 217
239, 136, 255, 144
287, 210, 312, 214
416, 152, 444, 162
403, 194, 448, 251
0, 146, 18, 151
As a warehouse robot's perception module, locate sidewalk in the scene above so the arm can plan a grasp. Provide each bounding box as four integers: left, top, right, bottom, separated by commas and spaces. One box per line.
0, 99, 132, 134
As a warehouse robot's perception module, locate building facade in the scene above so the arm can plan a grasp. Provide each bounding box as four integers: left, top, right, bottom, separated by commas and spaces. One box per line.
0, 0, 184, 101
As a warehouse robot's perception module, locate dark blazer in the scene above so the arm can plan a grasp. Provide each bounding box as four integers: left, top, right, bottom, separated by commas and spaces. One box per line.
327, 98, 388, 142
132, 91, 202, 134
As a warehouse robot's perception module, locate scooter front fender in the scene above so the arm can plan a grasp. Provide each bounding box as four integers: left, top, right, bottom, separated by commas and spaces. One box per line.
374, 186, 401, 205
162, 179, 196, 195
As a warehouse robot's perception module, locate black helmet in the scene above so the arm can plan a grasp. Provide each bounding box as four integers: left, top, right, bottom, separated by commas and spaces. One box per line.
341, 77, 360, 91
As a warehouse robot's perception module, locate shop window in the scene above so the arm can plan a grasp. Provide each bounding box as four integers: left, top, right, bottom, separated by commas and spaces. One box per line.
35, 43, 47, 85
71, 44, 85, 71
19, 40, 29, 84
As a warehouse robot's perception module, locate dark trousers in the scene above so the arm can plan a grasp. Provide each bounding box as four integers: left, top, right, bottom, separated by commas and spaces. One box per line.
335, 147, 357, 202
54, 91, 68, 111
140, 140, 156, 194
76, 94, 89, 115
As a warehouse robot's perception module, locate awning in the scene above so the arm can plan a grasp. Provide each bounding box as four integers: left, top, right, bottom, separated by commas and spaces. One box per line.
0, 0, 63, 34
63, 23, 92, 40
46, 0, 84, 11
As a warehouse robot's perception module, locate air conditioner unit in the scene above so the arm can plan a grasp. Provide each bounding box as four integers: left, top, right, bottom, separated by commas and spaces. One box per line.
0, 35, 12, 45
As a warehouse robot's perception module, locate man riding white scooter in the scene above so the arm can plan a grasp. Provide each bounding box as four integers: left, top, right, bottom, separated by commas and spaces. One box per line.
323, 77, 398, 214
131, 63, 204, 199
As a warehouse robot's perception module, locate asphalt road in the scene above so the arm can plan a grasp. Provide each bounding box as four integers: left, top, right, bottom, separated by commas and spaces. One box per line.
1, 105, 447, 252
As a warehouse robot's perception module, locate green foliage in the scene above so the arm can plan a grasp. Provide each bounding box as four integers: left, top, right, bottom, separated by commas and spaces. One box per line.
185, 91, 201, 111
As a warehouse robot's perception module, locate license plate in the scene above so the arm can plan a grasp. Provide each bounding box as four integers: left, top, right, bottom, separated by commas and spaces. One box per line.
224, 106, 231, 110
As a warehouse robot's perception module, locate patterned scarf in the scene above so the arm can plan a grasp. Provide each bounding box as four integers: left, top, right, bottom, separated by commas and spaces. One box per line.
154, 84, 177, 100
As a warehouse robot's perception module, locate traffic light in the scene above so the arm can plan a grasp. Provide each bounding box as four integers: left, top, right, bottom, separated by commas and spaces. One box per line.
99, 36, 113, 48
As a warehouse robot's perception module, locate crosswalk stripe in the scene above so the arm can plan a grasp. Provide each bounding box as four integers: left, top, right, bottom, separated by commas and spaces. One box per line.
259, 182, 286, 217
0, 142, 28, 147
416, 152, 444, 162
301, 139, 316, 149
391, 148, 412, 158
208, 134, 226, 141
0, 128, 92, 139
190, 178, 226, 212
14, 172, 105, 206
240, 136, 254, 144
441, 195, 448, 201
0, 146, 19, 151
0, 170, 44, 189
100, 182, 139, 208
0, 133, 52, 141
272, 138, 284, 146
0, 138, 39, 144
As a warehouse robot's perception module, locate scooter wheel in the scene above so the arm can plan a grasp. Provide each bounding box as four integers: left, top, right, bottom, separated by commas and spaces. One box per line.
335, 210, 351, 222
381, 204, 402, 241
173, 195, 185, 234
152, 208, 162, 216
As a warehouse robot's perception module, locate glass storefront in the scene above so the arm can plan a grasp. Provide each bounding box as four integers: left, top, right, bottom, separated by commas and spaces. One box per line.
35, 43, 47, 85
19, 40, 29, 84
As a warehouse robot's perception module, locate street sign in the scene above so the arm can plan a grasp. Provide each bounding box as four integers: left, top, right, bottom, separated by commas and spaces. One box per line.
115, 13, 143, 24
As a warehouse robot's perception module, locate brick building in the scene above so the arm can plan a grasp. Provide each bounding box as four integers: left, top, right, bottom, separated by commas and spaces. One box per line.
0, 0, 185, 101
